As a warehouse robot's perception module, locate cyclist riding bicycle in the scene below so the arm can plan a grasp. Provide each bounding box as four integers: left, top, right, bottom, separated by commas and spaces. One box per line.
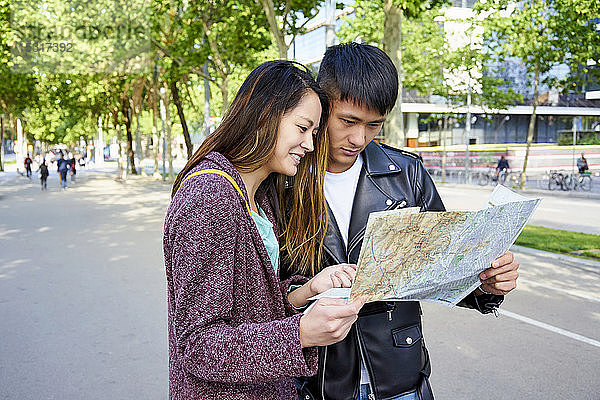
495, 155, 510, 181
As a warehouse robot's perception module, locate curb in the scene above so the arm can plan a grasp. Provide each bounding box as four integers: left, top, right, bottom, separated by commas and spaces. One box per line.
436, 182, 600, 200
512, 187, 600, 200
510, 244, 600, 269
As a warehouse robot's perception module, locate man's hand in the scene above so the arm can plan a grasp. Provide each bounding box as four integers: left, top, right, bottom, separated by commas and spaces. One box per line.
298, 296, 366, 348
478, 251, 519, 296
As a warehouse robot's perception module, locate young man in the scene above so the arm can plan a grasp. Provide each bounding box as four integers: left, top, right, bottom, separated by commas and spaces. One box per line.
38, 161, 49, 190
296, 43, 520, 400
57, 153, 70, 189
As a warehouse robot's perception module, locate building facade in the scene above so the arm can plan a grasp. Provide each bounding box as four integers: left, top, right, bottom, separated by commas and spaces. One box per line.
290, 1, 600, 147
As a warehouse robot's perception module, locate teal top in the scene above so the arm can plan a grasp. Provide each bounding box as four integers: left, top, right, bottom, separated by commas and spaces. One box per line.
250, 206, 279, 272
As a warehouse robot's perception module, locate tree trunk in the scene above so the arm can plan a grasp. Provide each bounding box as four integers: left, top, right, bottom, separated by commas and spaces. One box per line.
135, 104, 143, 163
520, 67, 540, 189
442, 115, 448, 183
122, 97, 137, 175
171, 79, 193, 159
199, 17, 231, 118
0, 115, 4, 172
116, 125, 123, 176
203, 64, 211, 138
220, 75, 229, 117
163, 83, 174, 180
151, 83, 160, 176
383, 0, 404, 147
259, 0, 288, 59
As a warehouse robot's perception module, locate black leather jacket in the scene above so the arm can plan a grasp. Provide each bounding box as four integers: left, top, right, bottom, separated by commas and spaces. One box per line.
297, 141, 503, 400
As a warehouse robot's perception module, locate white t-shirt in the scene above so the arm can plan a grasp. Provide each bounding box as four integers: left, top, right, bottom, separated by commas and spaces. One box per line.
324, 156, 364, 248
324, 156, 371, 384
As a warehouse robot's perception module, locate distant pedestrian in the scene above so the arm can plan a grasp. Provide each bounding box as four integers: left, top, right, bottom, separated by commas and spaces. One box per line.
24, 154, 33, 178
45, 152, 54, 166
57, 154, 69, 189
577, 153, 589, 174
70, 156, 77, 183
38, 161, 49, 190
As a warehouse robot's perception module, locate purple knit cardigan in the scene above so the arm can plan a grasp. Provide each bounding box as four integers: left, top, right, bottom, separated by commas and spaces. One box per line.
163, 152, 317, 399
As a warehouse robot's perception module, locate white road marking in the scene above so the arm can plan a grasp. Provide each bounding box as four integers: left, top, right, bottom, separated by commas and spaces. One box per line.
519, 279, 600, 303
498, 309, 600, 348
536, 207, 565, 212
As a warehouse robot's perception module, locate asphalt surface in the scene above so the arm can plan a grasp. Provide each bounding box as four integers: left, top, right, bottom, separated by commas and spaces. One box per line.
1, 167, 598, 399
0, 168, 170, 399
436, 184, 600, 235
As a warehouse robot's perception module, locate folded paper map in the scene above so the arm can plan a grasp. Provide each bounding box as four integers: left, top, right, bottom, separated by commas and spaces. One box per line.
310, 185, 541, 307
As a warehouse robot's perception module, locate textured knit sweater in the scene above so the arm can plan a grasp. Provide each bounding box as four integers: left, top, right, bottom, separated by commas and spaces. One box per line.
163, 151, 317, 399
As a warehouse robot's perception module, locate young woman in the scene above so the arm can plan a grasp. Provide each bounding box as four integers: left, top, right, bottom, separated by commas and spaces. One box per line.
164, 60, 364, 400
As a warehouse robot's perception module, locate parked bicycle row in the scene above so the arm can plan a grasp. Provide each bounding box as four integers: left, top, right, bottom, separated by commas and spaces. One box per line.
545, 170, 593, 191
427, 167, 594, 192
428, 167, 520, 187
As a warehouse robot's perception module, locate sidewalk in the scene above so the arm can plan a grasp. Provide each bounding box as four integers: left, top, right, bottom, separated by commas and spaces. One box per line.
435, 181, 600, 200
511, 244, 600, 269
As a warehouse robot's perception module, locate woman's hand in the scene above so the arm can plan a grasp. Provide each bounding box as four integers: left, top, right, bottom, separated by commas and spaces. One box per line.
309, 263, 357, 295
287, 264, 357, 309
299, 296, 366, 348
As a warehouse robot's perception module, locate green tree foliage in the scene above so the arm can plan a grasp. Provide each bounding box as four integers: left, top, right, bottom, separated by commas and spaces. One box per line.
338, 3, 519, 130
259, 0, 324, 59
476, 0, 600, 188
0, 0, 37, 169
338, 0, 447, 145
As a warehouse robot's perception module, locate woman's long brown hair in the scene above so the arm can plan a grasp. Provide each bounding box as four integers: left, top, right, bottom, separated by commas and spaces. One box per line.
171, 60, 329, 276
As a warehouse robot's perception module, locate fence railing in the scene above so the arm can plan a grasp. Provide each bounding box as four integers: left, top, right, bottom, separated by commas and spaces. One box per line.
427, 167, 596, 192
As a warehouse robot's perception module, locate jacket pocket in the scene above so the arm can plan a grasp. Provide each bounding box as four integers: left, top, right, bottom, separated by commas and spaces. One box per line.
358, 307, 426, 399
392, 324, 422, 348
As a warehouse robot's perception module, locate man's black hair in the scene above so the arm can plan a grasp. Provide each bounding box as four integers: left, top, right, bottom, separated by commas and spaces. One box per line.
317, 42, 398, 116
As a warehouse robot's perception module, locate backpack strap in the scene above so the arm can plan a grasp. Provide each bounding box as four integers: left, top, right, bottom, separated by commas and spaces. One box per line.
176, 169, 252, 217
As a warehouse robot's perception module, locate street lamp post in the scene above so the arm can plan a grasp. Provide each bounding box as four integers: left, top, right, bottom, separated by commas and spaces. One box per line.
0, 114, 4, 172
325, 0, 336, 47
16, 119, 23, 175
572, 116, 577, 175
203, 63, 211, 139
96, 116, 104, 166
160, 96, 166, 182
465, 81, 472, 184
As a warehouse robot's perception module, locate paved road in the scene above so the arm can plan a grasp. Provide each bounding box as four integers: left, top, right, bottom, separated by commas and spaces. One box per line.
1, 168, 598, 399
425, 248, 600, 399
437, 184, 600, 234
0, 168, 170, 399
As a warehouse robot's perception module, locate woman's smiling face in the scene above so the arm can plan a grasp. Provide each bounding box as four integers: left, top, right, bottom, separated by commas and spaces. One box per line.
264, 90, 322, 176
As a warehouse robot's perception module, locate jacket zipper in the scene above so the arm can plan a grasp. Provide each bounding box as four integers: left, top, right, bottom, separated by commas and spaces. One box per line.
347, 227, 366, 257
355, 324, 376, 399
325, 199, 407, 400
347, 200, 407, 256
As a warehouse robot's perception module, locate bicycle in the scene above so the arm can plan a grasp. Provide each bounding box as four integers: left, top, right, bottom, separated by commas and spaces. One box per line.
477, 168, 513, 186
547, 170, 568, 191
564, 172, 592, 191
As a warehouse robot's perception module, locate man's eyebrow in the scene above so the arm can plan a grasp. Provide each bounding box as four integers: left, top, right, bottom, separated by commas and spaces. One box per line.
338, 113, 386, 124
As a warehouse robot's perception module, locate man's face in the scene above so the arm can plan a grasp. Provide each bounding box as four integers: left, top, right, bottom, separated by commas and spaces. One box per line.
326, 100, 386, 173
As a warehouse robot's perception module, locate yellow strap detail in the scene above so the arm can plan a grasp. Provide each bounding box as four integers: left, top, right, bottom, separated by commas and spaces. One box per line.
179, 169, 252, 217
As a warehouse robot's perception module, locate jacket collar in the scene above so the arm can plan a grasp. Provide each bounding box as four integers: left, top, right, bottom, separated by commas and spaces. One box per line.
362, 141, 402, 176
322, 141, 405, 263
